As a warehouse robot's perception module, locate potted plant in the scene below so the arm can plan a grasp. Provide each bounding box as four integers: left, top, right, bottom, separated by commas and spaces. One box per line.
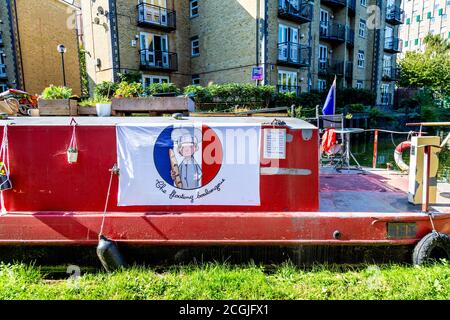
95, 96, 112, 117
38, 85, 77, 116
0, 162, 12, 191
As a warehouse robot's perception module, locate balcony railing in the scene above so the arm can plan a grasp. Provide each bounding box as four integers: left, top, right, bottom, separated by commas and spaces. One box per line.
277, 42, 311, 67
386, 5, 405, 25
139, 50, 178, 71
137, 3, 176, 30
346, 29, 355, 46
384, 37, 403, 53
345, 61, 353, 79
381, 93, 392, 105
278, 0, 313, 24
321, 0, 347, 8
277, 85, 301, 95
320, 22, 346, 43
318, 60, 344, 76
382, 67, 400, 81
348, 0, 356, 13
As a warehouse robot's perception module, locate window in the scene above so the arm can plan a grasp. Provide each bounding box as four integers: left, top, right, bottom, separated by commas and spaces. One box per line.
356, 81, 363, 89
192, 74, 200, 85
0, 84, 7, 92
0, 51, 6, 77
360, 0, 367, 6
191, 36, 200, 57
405, 40, 409, 47
278, 70, 298, 94
318, 79, 327, 92
189, 0, 199, 18
414, 38, 419, 45
439, 8, 443, 16
142, 75, 169, 88
427, 12, 432, 19
416, 15, 421, 22
357, 50, 365, 68
359, 19, 366, 38
406, 17, 411, 24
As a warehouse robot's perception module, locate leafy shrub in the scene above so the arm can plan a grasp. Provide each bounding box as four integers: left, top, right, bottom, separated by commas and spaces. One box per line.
94, 81, 118, 99
117, 71, 142, 84
184, 85, 213, 103
40, 85, 72, 99
145, 83, 180, 96
114, 82, 143, 98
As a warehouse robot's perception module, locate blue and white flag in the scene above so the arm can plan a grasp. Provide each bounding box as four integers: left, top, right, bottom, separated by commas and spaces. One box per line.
116, 123, 261, 206
322, 76, 336, 116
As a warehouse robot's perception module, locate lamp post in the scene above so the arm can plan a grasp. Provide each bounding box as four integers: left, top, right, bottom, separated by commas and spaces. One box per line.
57, 44, 67, 87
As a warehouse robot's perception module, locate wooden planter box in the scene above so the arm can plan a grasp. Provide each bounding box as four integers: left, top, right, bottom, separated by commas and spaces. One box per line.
111, 96, 195, 116
77, 106, 97, 116
38, 98, 78, 116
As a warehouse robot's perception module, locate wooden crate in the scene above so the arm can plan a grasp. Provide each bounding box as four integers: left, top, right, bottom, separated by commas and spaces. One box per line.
38, 99, 78, 116
77, 106, 97, 116
111, 97, 195, 116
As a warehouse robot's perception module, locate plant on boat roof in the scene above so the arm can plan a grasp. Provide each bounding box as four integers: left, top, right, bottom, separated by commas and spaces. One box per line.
79, 95, 111, 107
40, 85, 73, 100
114, 81, 143, 98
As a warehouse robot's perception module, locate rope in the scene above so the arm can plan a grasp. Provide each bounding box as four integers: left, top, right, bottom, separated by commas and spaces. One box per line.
99, 167, 114, 239
69, 125, 77, 150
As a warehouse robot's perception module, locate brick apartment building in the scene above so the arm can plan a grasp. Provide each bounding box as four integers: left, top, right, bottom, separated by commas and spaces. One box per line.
0, 0, 82, 95
400, 0, 450, 55
81, 0, 403, 108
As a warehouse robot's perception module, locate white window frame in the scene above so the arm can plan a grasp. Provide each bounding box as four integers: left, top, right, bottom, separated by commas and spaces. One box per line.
189, 0, 199, 18
0, 51, 6, 77
142, 75, 170, 88
191, 37, 200, 57
318, 79, 327, 92
192, 74, 200, 85
356, 81, 363, 89
359, 19, 367, 38
278, 70, 298, 93
360, 0, 367, 7
0, 84, 7, 92
357, 50, 365, 68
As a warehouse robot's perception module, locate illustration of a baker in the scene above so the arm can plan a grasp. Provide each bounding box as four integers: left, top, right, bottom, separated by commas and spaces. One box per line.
170, 131, 202, 190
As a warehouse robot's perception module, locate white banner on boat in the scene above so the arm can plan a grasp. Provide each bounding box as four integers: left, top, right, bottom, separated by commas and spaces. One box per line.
116, 123, 261, 206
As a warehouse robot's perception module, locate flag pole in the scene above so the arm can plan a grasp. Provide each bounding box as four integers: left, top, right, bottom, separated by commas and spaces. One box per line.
333, 75, 336, 115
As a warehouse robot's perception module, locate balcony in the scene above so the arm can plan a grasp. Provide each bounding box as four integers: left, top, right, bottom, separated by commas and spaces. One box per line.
277, 42, 311, 68
320, 22, 346, 44
140, 50, 178, 72
382, 67, 400, 81
321, 0, 347, 9
137, 3, 176, 31
380, 92, 392, 105
345, 61, 353, 79
318, 60, 344, 76
278, 0, 313, 24
384, 37, 403, 53
386, 5, 405, 25
277, 85, 301, 95
346, 28, 355, 46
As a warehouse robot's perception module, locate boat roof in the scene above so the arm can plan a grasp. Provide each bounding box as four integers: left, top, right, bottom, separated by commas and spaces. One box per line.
0, 116, 317, 129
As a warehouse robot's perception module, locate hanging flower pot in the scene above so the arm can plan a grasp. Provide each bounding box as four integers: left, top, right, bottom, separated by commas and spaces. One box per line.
67, 123, 78, 164
67, 147, 78, 164
0, 164, 11, 191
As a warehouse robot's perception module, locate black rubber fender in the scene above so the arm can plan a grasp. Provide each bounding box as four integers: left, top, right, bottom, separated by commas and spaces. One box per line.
412, 232, 450, 265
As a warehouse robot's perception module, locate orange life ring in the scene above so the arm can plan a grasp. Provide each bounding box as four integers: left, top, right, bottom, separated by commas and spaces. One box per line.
394, 141, 411, 171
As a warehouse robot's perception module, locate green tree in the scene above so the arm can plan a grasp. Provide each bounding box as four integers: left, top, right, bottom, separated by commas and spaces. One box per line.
399, 34, 450, 101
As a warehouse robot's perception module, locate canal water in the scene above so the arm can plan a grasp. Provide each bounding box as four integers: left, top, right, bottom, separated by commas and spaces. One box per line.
349, 131, 450, 183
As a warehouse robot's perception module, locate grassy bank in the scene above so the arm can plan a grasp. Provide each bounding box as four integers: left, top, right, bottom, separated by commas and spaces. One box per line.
0, 262, 449, 300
